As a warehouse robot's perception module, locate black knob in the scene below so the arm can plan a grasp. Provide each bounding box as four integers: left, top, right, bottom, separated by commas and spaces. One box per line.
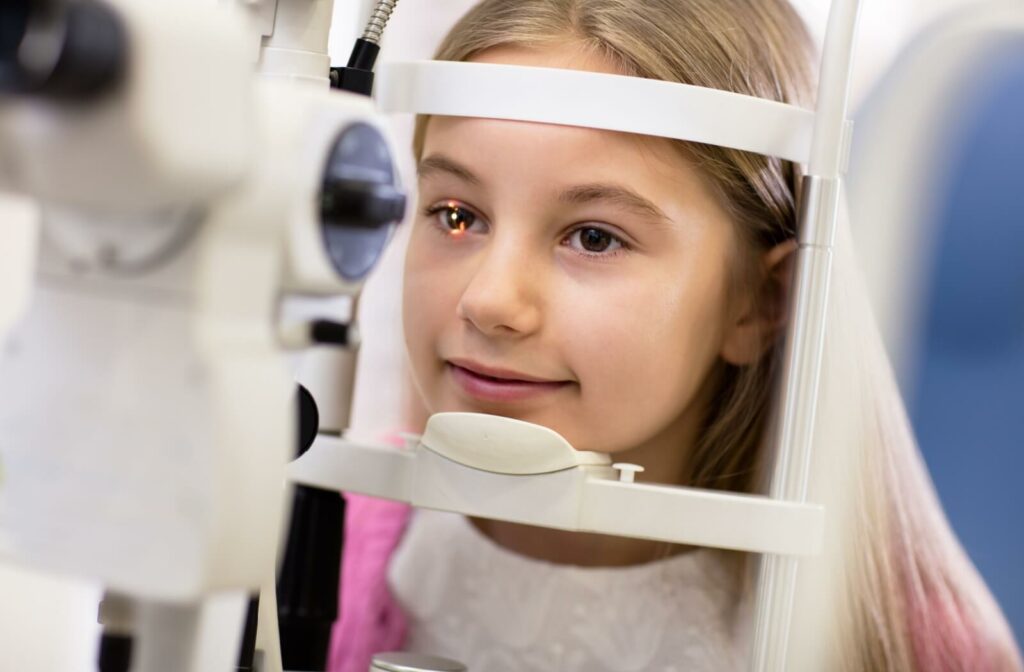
322, 179, 406, 230
296, 384, 320, 457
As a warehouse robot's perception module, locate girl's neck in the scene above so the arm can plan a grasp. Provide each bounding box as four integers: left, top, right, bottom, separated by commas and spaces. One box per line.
468, 516, 693, 567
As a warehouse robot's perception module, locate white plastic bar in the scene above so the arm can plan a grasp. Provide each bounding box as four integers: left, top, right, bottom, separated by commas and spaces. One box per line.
809, 0, 863, 178
377, 61, 819, 162
580, 480, 823, 556
288, 436, 825, 557
750, 1, 863, 670
290, 435, 415, 500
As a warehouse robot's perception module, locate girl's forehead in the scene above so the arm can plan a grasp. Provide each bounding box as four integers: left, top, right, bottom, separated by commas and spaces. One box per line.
420, 115, 708, 203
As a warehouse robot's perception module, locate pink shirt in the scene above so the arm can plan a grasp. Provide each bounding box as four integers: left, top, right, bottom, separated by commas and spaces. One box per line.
328, 494, 412, 672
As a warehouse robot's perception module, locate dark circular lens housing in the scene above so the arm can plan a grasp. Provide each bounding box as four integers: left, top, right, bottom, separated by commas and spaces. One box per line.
0, 2, 32, 62
319, 122, 406, 283
0, 0, 125, 100
0, 0, 38, 91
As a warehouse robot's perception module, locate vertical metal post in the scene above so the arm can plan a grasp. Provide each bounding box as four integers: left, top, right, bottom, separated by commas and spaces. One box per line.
749, 0, 862, 669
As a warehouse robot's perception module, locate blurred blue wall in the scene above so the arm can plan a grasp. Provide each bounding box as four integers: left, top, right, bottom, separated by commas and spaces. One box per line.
905, 45, 1024, 646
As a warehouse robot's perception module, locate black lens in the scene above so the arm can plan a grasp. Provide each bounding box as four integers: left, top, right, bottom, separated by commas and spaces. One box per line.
46, 0, 126, 99
0, 1, 32, 90
0, 2, 31, 55
0, 0, 125, 99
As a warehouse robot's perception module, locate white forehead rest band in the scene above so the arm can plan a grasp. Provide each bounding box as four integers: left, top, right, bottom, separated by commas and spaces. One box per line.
376, 60, 837, 163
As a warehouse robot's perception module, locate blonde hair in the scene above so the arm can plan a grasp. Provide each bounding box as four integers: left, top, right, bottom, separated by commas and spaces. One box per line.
411, 0, 1023, 669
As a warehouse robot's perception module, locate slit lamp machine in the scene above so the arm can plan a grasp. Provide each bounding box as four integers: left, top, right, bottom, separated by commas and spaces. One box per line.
0, 0, 870, 670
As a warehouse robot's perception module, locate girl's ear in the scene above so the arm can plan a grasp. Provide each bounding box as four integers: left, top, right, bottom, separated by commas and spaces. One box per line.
720, 239, 798, 366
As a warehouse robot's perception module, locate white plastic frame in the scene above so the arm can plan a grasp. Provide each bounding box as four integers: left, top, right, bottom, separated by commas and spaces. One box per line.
378, 60, 831, 164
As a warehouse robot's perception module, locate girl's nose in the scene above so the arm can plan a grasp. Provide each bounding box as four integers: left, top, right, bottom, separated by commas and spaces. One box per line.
455, 239, 543, 338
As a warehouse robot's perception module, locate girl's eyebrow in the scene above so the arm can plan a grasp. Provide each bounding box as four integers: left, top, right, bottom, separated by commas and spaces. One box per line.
559, 184, 673, 226
418, 153, 672, 227
418, 154, 482, 186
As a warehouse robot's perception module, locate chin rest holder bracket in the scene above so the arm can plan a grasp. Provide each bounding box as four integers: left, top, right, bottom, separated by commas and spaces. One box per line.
289, 412, 824, 556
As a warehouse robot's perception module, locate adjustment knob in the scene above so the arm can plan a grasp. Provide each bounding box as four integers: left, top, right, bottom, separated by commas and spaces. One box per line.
321, 178, 406, 229
319, 122, 406, 283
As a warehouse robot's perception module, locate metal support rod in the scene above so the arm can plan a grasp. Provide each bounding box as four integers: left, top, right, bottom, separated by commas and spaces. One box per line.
749, 0, 862, 668
749, 180, 839, 670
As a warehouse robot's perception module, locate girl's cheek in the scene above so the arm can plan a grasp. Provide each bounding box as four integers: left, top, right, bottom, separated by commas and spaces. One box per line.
405, 228, 454, 279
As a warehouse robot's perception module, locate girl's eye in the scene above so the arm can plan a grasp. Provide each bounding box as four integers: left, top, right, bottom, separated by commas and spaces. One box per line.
424, 203, 482, 235
564, 226, 626, 256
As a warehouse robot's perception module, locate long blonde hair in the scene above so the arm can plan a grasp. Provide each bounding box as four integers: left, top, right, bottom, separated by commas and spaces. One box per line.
411, 1, 1023, 669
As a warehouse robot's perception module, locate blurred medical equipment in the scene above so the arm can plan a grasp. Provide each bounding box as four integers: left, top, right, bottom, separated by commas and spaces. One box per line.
848, 1, 1024, 378
0, 194, 39, 351
847, 1, 1024, 642
370, 652, 467, 672
0, 2, 404, 672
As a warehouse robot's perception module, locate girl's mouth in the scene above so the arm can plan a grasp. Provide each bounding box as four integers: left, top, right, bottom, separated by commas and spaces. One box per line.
446, 361, 571, 403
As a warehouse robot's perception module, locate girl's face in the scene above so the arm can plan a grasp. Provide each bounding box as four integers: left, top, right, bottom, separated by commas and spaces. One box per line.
403, 44, 753, 473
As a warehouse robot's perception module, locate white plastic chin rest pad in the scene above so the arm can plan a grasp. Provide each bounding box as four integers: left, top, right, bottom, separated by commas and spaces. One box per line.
421, 412, 610, 474
377, 61, 820, 162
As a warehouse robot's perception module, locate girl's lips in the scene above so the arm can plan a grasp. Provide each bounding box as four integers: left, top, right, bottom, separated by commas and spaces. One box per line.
447, 362, 570, 402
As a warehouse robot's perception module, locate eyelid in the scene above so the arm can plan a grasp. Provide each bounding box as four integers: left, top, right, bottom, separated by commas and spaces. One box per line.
562, 223, 631, 258
421, 199, 489, 234
422, 199, 485, 220
567, 220, 635, 247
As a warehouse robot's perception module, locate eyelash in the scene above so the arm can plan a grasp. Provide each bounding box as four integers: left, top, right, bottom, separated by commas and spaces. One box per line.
421, 202, 631, 259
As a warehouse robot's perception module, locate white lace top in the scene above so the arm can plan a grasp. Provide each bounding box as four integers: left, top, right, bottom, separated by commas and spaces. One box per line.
388, 509, 751, 672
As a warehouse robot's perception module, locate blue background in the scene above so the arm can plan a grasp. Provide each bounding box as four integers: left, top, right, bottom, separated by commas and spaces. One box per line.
877, 46, 1024, 646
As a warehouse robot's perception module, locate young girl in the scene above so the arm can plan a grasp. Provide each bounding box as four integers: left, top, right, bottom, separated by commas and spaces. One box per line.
330, 1, 1023, 670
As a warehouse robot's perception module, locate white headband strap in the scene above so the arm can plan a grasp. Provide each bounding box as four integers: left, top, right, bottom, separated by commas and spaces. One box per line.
377, 60, 818, 163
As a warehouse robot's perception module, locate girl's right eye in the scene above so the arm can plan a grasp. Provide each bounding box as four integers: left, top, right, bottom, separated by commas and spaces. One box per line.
422, 202, 486, 236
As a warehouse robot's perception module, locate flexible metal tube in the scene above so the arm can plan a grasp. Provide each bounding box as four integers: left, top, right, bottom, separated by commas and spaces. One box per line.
362, 0, 399, 45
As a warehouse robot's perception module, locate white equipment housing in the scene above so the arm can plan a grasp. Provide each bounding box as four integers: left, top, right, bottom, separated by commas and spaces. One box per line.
0, 1, 403, 670
0, 0, 254, 214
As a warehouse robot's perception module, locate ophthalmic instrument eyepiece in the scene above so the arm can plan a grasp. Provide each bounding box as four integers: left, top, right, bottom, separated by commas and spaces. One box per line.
0, 0, 125, 100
